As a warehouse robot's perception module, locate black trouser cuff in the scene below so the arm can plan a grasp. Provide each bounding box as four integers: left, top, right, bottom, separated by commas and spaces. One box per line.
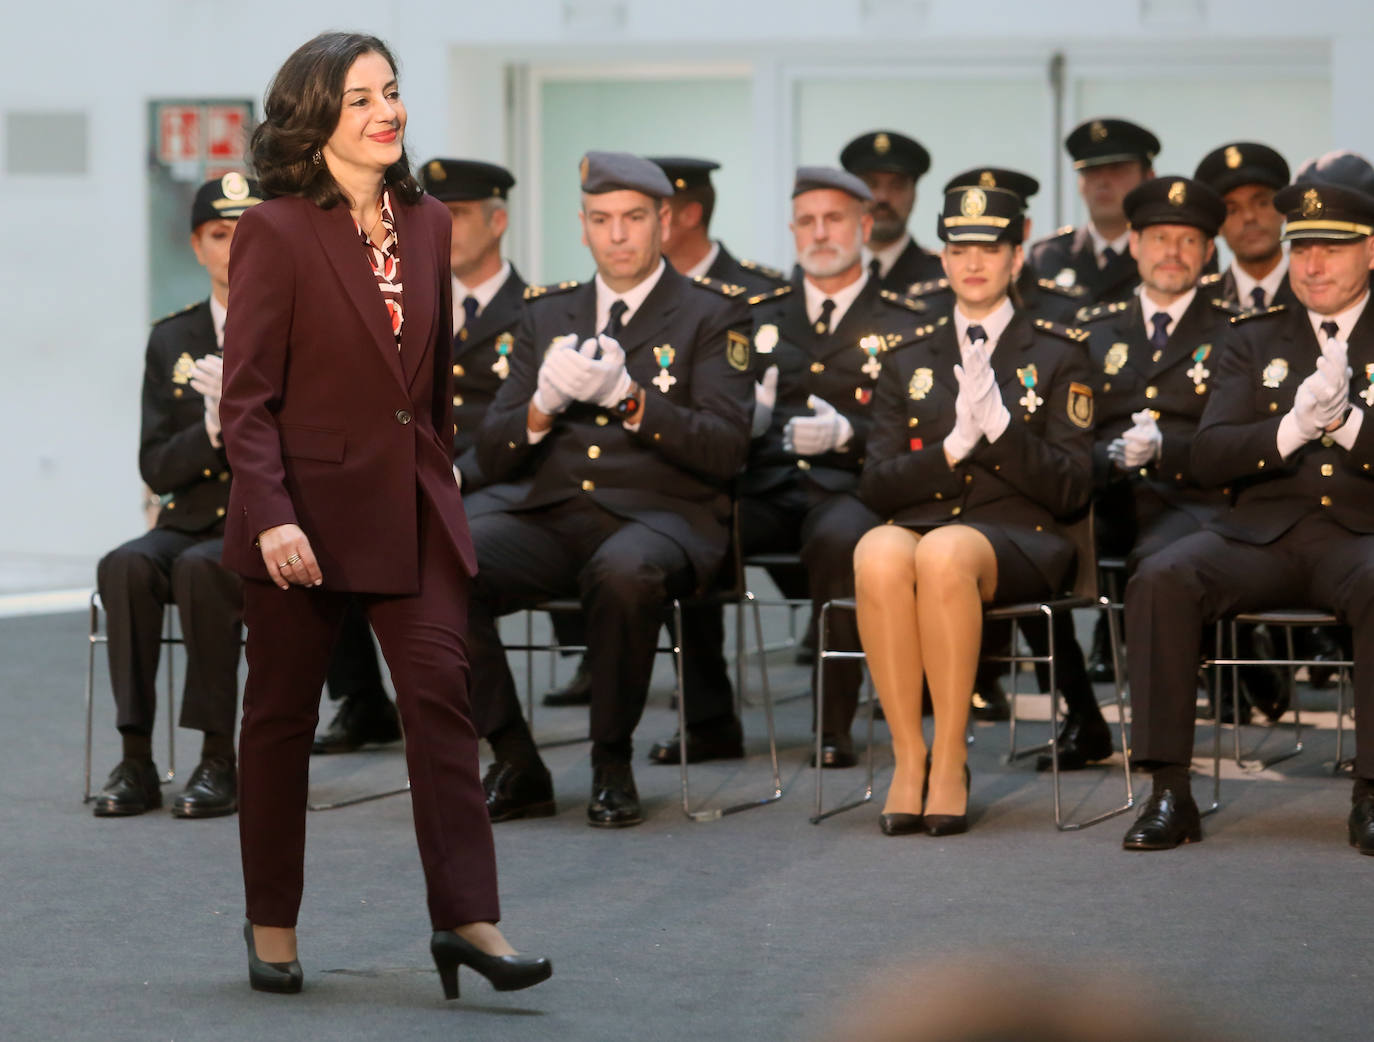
591, 739, 632, 767
1150, 763, 1191, 793
201, 731, 236, 762
489, 719, 540, 769
119, 728, 153, 762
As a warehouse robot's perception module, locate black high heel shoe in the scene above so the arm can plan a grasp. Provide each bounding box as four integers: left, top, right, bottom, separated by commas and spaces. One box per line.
879, 756, 926, 836
924, 760, 971, 837
243, 921, 303, 994
430, 931, 552, 1000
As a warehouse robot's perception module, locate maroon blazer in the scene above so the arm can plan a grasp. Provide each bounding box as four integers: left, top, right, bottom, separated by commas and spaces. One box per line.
219, 191, 476, 594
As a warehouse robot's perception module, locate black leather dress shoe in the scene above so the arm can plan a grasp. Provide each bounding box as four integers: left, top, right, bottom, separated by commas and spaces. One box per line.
1305, 626, 1345, 689
587, 764, 642, 828
647, 714, 745, 765
483, 761, 555, 823
171, 757, 237, 818
1036, 708, 1113, 772
969, 678, 1010, 722
810, 733, 857, 769
542, 660, 592, 707
1239, 666, 1290, 723
1122, 787, 1202, 850
311, 694, 402, 754
1348, 792, 1374, 855
92, 759, 162, 817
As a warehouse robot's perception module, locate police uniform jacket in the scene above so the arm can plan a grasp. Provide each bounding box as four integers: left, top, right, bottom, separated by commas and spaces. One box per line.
879, 239, 945, 293
1030, 226, 1140, 306
705, 244, 788, 297
907, 269, 1088, 325
1193, 303, 1374, 544
451, 265, 527, 491
220, 192, 475, 593
860, 311, 1095, 591
475, 265, 753, 587
743, 277, 926, 497
1080, 291, 1241, 520
1211, 268, 1299, 311
139, 300, 231, 533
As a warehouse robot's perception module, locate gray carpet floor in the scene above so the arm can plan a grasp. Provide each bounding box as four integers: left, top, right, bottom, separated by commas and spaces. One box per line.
2, 605, 1372, 1042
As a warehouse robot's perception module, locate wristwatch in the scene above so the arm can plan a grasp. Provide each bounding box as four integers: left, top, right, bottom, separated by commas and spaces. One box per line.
614, 385, 642, 420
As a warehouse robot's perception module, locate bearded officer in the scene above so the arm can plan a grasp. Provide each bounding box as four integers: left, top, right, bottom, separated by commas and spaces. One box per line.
840, 130, 944, 291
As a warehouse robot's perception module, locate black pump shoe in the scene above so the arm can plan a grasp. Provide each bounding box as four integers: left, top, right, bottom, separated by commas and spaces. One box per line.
430, 931, 552, 1000
879, 813, 924, 836
243, 921, 302, 994
923, 761, 971, 837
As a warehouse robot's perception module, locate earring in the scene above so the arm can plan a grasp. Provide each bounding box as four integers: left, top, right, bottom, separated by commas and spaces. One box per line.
312, 149, 322, 167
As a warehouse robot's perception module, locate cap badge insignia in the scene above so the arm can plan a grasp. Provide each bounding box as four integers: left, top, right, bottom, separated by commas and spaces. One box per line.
1090, 121, 1108, 142
1168, 181, 1187, 206
1017, 364, 1043, 414
1262, 358, 1289, 388
979, 170, 997, 188
874, 133, 891, 155
1302, 189, 1322, 219
754, 323, 778, 354
654, 344, 679, 391
172, 352, 195, 385
908, 367, 934, 401
1224, 146, 1243, 169
220, 171, 249, 201
492, 332, 514, 380
427, 160, 446, 181
961, 188, 987, 219
579, 156, 590, 185
1104, 342, 1128, 376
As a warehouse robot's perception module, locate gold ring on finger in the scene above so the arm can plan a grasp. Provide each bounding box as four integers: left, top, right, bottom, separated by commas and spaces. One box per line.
286, 553, 303, 565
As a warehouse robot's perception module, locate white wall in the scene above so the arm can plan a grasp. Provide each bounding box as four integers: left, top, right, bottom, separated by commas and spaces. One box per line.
5, 1, 1373, 560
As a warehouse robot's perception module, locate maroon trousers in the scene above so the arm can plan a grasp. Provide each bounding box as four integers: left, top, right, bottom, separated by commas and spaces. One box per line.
237, 495, 498, 929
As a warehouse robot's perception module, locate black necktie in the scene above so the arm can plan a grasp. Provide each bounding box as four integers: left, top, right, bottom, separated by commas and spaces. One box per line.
1321, 320, 1340, 341
1101, 246, 1119, 268
966, 324, 988, 345
815, 299, 836, 336
459, 295, 479, 341
1251, 287, 1267, 310
1149, 312, 1171, 351
868, 257, 882, 280
604, 299, 628, 338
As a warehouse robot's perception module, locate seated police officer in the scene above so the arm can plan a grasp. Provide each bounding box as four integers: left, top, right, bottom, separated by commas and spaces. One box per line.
840, 130, 944, 291
467, 151, 754, 827
1121, 152, 1374, 854
92, 175, 261, 818
653, 166, 926, 769
1194, 142, 1296, 311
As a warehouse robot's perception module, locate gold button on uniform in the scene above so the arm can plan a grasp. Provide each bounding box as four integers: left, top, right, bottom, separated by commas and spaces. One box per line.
216, 507, 226, 517
1321, 495, 1333, 506
202, 468, 212, 478
1321, 436, 1335, 447
1257, 460, 1265, 468
1321, 463, 1334, 476
587, 445, 601, 459
797, 459, 811, 470
595, 414, 610, 426
452, 364, 464, 377
219, 471, 229, 482
166, 501, 175, 510
653, 432, 661, 442
934, 492, 943, 500
581, 479, 595, 491
1269, 402, 1278, 412
507, 440, 517, 449
810, 362, 825, 373
453, 395, 463, 406
908, 418, 918, 428
951, 506, 962, 516
1144, 386, 1159, 399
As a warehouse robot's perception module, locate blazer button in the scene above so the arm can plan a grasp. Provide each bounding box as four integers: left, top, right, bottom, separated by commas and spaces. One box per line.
797, 459, 811, 470
1321, 495, 1333, 507
452, 395, 463, 407
581, 479, 595, 491
951, 506, 962, 516
395, 409, 412, 425
595, 414, 610, 426
1321, 463, 1334, 476
587, 445, 602, 459
216, 507, 226, 517
452, 364, 465, 377
202, 468, 212, 478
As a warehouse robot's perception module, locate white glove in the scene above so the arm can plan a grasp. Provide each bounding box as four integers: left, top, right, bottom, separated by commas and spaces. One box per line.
1121, 409, 1162, 468
783, 396, 853, 455
752, 365, 778, 438
1106, 438, 1129, 470
1287, 370, 1334, 443
540, 335, 634, 407
944, 365, 984, 462
1312, 339, 1352, 429
189, 355, 223, 448
532, 333, 579, 415
961, 344, 1010, 442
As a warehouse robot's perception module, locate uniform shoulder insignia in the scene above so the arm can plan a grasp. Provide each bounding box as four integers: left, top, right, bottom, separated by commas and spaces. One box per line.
747, 284, 793, 306
1198, 272, 1223, 287
1033, 318, 1090, 343
1075, 300, 1128, 324
1054, 225, 1075, 237
906, 277, 950, 298
1210, 296, 1246, 317
523, 280, 581, 301
692, 275, 746, 298
1036, 277, 1087, 300
909, 315, 951, 340
1230, 303, 1287, 325
879, 288, 927, 313
737, 258, 785, 281
152, 301, 202, 327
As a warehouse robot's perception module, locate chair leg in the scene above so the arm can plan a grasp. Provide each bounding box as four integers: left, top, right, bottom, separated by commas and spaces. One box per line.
1231, 620, 1304, 771
1208, 619, 1223, 815
163, 605, 176, 784
84, 593, 99, 802
809, 602, 874, 824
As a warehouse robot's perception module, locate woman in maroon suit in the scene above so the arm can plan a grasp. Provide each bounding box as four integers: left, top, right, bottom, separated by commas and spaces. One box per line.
220, 32, 550, 998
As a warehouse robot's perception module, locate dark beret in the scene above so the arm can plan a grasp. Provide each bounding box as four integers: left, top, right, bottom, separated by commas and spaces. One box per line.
579, 151, 674, 199
792, 165, 873, 202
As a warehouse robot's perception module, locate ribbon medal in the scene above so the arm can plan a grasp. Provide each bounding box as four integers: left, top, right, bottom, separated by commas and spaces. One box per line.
859, 334, 883, 380
1187, 343, 1211, 395
1017, 364, 1043, 414
652, 345, 677, 393
492, 332, 514, 380
1363, 364, 1374, 407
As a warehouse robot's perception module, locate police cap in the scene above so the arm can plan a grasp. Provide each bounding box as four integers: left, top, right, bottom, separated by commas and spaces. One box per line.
942, 167, 1040, 209
649, 156, 719, 193
1066, 118, 1160, 170
1123, 176, 1226, 237
1193, 142, 1289, 197
840, 130, 931, 181
190, 172, 262, 230
936, 185, 1027, 244
421, 158, 515, 201
1277, 151, 1374, 242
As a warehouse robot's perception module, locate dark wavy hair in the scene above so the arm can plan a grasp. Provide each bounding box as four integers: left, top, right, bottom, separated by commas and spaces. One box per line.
249, 32, 422, 208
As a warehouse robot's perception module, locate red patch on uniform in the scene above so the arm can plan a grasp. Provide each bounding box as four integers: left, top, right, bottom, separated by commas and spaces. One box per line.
856, 388, 873, 405
909, 438, 923, 451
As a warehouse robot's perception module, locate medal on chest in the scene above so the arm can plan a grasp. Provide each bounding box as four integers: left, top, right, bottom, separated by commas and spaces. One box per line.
1017, 363, 1043, 414
1362, 364, 1374, 407
859, 334, 883, 380
652, 345, 677, 393
908, 367, 934, 401
492, 332, 514, 380
1103, 342, 1128, 376
1186, 343, 1211, 395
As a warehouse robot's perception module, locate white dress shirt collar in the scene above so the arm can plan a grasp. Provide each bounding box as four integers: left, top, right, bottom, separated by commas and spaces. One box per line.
452, 260, 512, 332
1231, 254, 1289, 310
683, 240, 721, 281
208, 295, 227, 349
1308, 291, 1370, 343
1088, 224, 1131, 268
1139, 286, 1197, 344
862, 232, 911, 279
594, 257, 667, 334
803, 269, 869, 330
